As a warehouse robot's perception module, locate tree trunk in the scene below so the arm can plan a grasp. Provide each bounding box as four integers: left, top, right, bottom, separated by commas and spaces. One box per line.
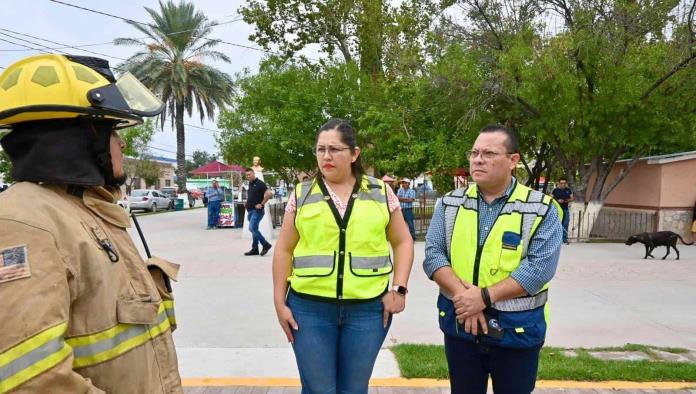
175, 101, 186, 193
358, 0, 383, 80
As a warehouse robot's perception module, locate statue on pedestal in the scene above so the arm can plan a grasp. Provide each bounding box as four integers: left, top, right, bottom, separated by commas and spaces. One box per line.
251, 156, 265, 181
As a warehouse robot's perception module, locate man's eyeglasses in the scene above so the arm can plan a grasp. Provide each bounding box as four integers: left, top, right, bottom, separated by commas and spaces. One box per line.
468, 149, 513, 160
314, 146, 352, 156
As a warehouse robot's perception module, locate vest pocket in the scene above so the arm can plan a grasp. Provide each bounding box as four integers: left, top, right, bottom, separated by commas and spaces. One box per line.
292, 252, 336, 277
349, 253, 393, 277
497, 231, 523, 273
486, 307, 546, 349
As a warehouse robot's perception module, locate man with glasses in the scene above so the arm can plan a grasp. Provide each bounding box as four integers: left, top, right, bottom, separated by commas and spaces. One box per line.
552, 178, 574, 244
424, 125, 562, 393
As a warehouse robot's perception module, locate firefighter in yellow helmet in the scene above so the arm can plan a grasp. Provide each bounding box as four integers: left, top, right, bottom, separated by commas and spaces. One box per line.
0, 54, 182, 393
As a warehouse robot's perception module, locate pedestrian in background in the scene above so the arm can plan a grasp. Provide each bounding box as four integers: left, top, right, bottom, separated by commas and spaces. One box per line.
551, 177, 573, 244
272, 119, 414, 393
397, 177, 417, 241
244, 168, 273, 256
206, 179, 224, 229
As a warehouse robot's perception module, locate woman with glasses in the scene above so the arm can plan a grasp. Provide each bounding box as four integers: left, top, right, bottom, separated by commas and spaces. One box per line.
272, 119, 414, 393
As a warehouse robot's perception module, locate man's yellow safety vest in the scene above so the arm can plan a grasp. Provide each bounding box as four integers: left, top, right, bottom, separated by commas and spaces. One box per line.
437, 181, 561, 348
290, 176, 392, 300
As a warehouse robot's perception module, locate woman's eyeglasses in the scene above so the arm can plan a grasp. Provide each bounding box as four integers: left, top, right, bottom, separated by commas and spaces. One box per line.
314, 146, 351, 156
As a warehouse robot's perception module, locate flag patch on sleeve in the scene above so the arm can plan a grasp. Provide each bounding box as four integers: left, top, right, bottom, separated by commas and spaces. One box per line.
0, 245, 31, 284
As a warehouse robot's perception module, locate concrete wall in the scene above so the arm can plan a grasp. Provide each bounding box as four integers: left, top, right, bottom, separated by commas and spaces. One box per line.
603, 160, 662, 208
584, 156, 696, 242
659, 159, 696, 208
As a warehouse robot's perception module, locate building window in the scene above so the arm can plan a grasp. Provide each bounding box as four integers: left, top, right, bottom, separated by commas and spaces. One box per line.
165, 180, 171, 187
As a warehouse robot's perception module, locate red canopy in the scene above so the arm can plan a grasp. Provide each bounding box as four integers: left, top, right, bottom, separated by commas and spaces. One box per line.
453, 168, 470, 176
190, 161, 244, 176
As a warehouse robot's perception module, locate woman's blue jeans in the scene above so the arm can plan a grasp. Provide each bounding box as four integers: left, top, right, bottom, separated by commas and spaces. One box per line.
287, 291, 391, 394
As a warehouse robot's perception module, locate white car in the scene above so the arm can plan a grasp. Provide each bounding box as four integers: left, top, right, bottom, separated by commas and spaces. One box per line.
129, 189, 172, 212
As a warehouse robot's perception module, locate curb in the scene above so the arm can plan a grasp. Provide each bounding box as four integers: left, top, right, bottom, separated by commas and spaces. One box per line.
182, 377, 696, 390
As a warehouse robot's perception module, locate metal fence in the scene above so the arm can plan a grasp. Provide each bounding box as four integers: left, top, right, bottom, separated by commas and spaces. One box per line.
569, 209, 657, 242
271, 199, 657, 242
268, 195, 441, 235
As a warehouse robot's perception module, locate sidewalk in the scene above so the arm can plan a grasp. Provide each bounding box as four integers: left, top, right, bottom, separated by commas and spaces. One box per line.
127, 208, 696, 389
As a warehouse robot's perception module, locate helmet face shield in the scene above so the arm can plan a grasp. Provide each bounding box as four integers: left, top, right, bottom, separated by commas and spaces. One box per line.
115, 73, 164, 116
88, 72, 163, 118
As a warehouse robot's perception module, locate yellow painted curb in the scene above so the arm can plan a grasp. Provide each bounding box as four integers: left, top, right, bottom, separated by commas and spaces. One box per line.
182, 377, 696, 389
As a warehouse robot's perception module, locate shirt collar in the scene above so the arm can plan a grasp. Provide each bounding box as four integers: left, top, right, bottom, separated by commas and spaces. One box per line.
478, 177, 517, 204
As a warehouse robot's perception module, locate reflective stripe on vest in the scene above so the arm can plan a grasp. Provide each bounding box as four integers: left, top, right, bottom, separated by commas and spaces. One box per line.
66, 302, 173, 369
0, 323, 72, 393
444, 182, 558, 311
291, 176, 392, 299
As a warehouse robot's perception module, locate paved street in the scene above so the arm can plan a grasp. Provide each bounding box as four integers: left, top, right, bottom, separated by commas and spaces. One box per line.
128, 208, 696, 384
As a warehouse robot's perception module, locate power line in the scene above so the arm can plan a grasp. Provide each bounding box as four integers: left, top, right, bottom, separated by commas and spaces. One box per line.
0, 29, 128, 61
0, 17, 243, 53
184, 123, 221, 134
0, 37, 51, 53
47, 0, 317, 61
0, 40, 116, 52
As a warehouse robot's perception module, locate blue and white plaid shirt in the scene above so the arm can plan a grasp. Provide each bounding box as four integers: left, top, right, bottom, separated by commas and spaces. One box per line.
423, 178, 562, 295
397, 187, 416, 210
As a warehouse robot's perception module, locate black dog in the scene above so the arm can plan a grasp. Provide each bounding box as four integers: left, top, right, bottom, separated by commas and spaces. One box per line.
625, 231, 694, 260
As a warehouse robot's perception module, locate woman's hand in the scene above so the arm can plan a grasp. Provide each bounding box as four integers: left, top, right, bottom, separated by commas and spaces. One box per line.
381, 291, 406, 328
275, 304, 298, 343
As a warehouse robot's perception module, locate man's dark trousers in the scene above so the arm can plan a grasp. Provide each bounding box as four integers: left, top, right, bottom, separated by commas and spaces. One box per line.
561, 207, 570, 243
444, 334, 541, 394
402, 207, 416, 240
247, 208, 270, 251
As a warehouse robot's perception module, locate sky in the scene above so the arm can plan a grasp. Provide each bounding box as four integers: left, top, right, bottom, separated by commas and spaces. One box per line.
0, 0, 270, 161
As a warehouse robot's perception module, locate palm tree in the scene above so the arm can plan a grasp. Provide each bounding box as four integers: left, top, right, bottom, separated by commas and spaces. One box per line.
115, 0, 233, 192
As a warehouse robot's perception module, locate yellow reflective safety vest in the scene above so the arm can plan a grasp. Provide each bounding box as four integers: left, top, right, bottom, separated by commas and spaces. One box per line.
290, 176, 392, 300
437, 181, 561, 348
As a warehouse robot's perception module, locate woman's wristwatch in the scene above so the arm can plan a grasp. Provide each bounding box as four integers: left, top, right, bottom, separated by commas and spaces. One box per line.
392, 285, 408, 296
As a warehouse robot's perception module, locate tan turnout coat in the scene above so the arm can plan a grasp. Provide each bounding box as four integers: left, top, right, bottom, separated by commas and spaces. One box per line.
0, 183, 182, 393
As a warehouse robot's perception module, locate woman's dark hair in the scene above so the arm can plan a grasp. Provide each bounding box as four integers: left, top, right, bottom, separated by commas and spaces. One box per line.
315, 118, 365, 181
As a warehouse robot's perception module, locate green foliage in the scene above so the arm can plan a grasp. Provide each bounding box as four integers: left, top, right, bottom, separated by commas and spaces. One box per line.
230, 0, 696, 200
217, 58, 364, 183
392, 343, 696, 381
116, 0, 234, 191
121, 120, 156, 158
186, 150, 218, 174
0, 149, 12, 185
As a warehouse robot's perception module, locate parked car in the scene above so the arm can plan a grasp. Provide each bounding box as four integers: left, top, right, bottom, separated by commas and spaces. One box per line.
160, 187, 178, 209
129, 189, 172, 212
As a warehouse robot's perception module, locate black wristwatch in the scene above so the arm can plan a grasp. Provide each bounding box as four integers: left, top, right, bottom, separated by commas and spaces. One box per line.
392, 285, 408, 296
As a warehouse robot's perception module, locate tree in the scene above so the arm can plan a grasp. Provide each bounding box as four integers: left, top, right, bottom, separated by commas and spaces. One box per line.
186, 149, 218, 174
115, 0, 234, 192
218, 58, 363, 184
0, 132, 12, 184
442, 0, 696, 236
120, 120, 161, 193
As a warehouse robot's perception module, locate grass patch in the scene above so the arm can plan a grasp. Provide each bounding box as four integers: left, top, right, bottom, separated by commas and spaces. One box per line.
391, 344, 696, 382
587, 343, 690, 355
585, 238, 625, 243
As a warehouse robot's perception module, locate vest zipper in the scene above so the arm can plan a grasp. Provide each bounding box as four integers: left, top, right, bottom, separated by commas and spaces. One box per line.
316, 177, 360, 301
